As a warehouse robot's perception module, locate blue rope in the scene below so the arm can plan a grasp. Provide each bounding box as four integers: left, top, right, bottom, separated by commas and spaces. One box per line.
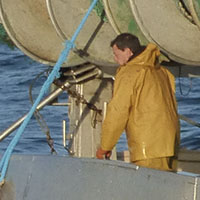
0, 0, 99, 183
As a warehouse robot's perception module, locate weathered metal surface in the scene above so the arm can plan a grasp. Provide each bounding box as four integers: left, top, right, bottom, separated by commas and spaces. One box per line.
68, 78, 116, 158
0, 0, 200, 66
46, 0, 117, 66
0, 0, 85, 66
129, 0, 200, 65
178, 149, 200, 174
3, 154, 200, 200
103, 0, 148, 45
180, 0, 200, 29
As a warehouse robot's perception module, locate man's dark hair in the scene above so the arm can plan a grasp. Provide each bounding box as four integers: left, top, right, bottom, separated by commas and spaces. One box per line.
110, 33, 145, 57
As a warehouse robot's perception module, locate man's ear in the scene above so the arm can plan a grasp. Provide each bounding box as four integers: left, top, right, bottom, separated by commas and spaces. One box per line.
124, 48, 133, 57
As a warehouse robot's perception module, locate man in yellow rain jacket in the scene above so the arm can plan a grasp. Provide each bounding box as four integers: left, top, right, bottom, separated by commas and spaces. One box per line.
96, 33, 180, 171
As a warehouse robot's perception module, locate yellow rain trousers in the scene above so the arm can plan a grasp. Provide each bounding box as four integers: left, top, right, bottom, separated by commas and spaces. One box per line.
101, 43, 180, 170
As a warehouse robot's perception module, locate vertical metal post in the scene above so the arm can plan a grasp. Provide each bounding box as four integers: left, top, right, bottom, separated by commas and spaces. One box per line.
63, 120, 66, 147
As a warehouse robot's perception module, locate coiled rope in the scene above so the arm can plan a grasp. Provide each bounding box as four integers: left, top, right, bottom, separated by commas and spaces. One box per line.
0, 0, 99, 184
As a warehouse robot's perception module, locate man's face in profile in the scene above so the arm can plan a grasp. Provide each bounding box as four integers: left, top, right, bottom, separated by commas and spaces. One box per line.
112, 44, 133, 66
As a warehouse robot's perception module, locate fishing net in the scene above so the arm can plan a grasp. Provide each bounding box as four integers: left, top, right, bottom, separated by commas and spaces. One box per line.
0, 24, 14, 48
90, 0, 108, 22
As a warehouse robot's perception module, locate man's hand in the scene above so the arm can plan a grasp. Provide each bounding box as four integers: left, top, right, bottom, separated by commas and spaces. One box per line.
96, 148, 112, 159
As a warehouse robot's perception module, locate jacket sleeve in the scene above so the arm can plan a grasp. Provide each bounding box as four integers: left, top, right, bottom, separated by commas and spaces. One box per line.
101, 73, 133, 151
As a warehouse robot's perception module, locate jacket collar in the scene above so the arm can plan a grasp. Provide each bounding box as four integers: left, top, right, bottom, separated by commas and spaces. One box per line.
126, 43, 160, 68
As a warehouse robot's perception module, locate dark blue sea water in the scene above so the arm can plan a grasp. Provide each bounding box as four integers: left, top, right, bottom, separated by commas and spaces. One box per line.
0, 44, 200, 155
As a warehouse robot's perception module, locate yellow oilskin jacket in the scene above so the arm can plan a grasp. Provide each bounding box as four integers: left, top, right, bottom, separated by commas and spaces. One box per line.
101, 43, 180, 162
